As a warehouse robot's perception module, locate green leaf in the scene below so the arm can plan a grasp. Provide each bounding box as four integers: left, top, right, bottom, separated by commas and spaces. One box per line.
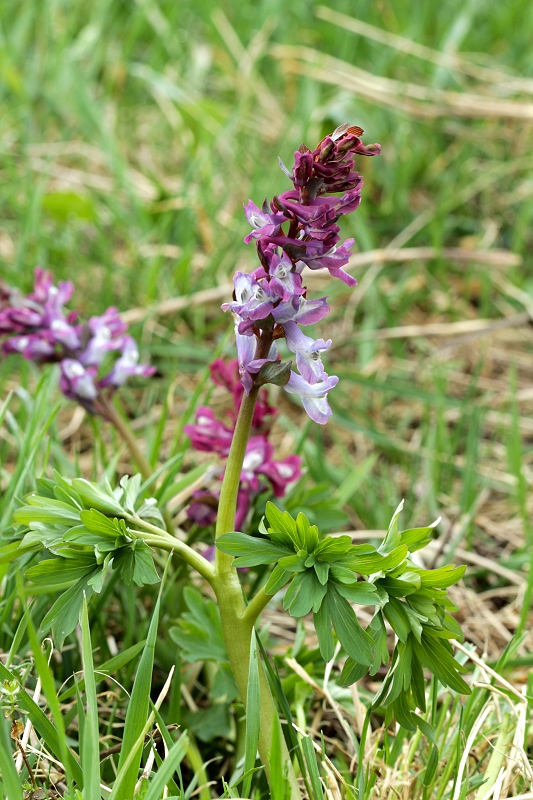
418, 564, 466, 588
142, 732, 189, 800
313, 602, 334, 662
265, 502, 298, 541
0, 715, 23, 800
413, 632, 470, 694
383, 597, 411, 643
80, 509, 128, 538
26, 555, 96, 586
313, 535, 353, 562
339, 658, 368, 686
379, 499, 405, 554
41, 572, 98, 645
80, 598, 101, 800
264, 564, 292, 595
14, 497, 81, 526
255, 359, 292, 387
71, 478, 125, 515
170, 587, 227, 662
326, 587, 374, 666
313, 560, 330, 585
342, 545, 408, 575
278, 553, 307, 572
400, 523, 438, 552
284, 571, 327, 617
242, 629, 261, 798
0, 662, 83, 786
334, 580, 378, 605
216, 531, 290, 566
114, 588, 162, 799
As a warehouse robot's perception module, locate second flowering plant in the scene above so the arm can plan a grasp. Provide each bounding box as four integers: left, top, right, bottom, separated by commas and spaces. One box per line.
4, 125, 470, 799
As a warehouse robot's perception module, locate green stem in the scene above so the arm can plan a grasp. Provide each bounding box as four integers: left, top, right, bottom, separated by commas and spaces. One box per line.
243, 585, 274, 627
100, 395, 175, 534
212, 333, 302, 800
99, 396, 153, 481
127, 521, 215, 584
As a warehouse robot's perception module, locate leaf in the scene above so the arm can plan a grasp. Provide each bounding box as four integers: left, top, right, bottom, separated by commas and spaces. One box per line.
170, 587, 227, 662
313, 602, 334, 662
80, 509, 127, 538
0, 715, 23, 800
313, 535, 353, 562
242, 630, 261, 798
216, 531, 290, 567
334, 580, 378, 606
26, 555, 97, 586
400, 523, 438, 552
0, 662, 83, 786
119, 474, 142, 514
413, 632, 470, 694
114, 589, 161, 799
418, 564, 466, 588
14, 497, 81, 526
339, 658, 368, 686
326, 587, 374, 666
383, 597, 411, 643
342, 545, 408, 575
255, 359, 292, 387
264, 564, 292, 595
80, 598, 101, 800
284, 571, 327, 617
379, 499, 404, 554
71, 478, 125, 515
265, 502, 298, 541
41, 572, 98, 646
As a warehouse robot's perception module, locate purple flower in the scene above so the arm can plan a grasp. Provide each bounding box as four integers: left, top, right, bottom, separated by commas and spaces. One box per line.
184, 408, 234, 456
266, 253, 305, 302
222, 272, 277, 323
2, 334, 55, 361
283, 321, 331, 384
98, 337, 156, 388
59, 359, 98, 403
284, 371, 339, 425
236, 327, 279, 395
272, 296, 330, 326
81, 307, 128, 366
300, 238, 357, 287
243, 200, 286, 244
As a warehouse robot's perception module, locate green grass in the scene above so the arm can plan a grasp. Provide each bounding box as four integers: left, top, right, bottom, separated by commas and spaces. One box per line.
0, 0, 532, 797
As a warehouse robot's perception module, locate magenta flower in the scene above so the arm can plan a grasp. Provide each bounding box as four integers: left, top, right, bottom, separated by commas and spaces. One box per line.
183, 407, 233, 457
185, 359, 303, 530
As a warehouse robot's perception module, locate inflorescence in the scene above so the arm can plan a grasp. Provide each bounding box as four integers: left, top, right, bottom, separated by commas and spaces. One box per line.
223, 124, 380, 424
0, 268, 155, 414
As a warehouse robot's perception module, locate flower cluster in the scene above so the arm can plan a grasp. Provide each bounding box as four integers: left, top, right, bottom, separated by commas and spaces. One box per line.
184, 359, 301, 529
223, 124, 380, 424
0, 268, 155, 413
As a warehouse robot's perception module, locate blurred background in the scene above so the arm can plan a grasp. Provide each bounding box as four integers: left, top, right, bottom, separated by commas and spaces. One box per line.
1, 0, 532, 657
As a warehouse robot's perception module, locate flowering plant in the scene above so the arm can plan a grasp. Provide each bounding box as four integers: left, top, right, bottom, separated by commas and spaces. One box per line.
3, 126, 470, 800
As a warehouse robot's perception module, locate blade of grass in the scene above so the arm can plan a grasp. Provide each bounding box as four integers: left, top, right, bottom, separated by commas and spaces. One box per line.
242, 627, 261, 798
80, 596, 101, 800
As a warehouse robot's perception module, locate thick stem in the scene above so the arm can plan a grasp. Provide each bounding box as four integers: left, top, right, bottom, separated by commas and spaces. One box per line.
213, 332, 302, 799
